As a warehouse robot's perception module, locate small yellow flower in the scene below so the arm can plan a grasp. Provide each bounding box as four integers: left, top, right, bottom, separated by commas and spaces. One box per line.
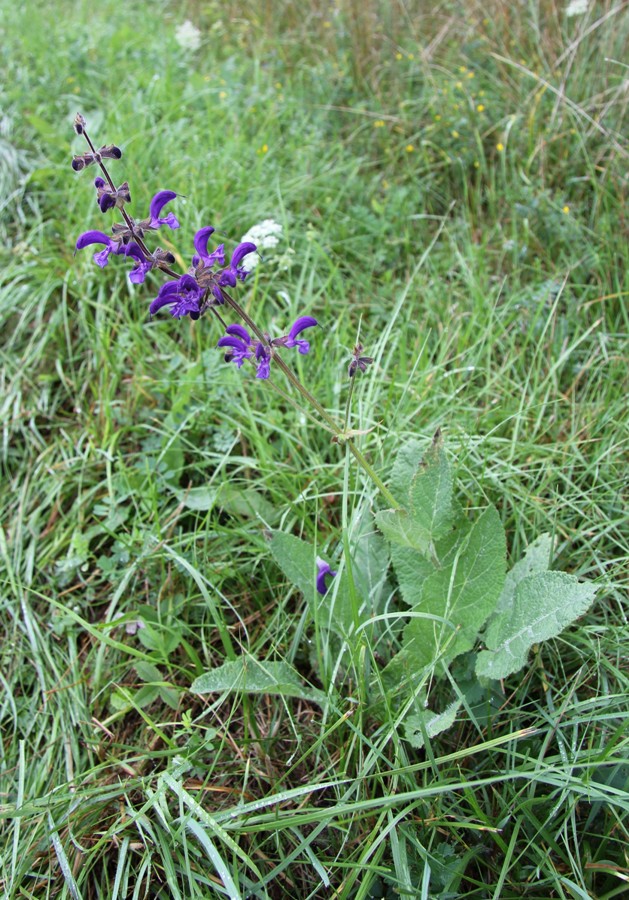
219, 90, 227, 99
474, 160, 480, 168
407, 53, 414, 60
496, 142, 504, 152
455, 80, 463, 89
453, 103, 460, 111
451, 130, 460, 138
434, 114, 442, 121
562, 205, 570, 214
257, 144, 269, 155
323, 20, 331, 28
479, 90, 486, 97
395, 52, 403, 60
459, 66, 467, 73
467, 71, 475, 79
275, 81, 282, 89
476, 104, 485, 112
405, 144, 414, 152
374, 119, 386, 128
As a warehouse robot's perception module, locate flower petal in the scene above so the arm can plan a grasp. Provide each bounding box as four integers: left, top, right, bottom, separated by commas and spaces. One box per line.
149, 190, 177, 222
193, 226, 215, 261
225, 323, 252, 343
230, 241, 257, 269
315, 557, 337, 596
75, 230, 112, 250
288, 315, 318, 341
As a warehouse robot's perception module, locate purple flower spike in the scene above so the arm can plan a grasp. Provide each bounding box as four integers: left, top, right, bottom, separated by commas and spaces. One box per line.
149, 191, 180, 230
75, 229, 121, 267
316, 557, 338, 596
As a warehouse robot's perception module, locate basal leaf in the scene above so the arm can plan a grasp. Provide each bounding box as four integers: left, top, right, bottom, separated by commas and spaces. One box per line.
270, 533, 354, 636
407, 443, 455, 547
476, 571, 598, 680
404, 699, 462, 749
190, 658, 325, 704
494, 533, 553, 617
376, 438, 456, 554
401, 505, 506, 669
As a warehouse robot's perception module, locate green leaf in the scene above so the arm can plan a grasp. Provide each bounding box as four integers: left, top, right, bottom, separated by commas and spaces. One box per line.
389, 438, 424, 502
375, 439, 455, 553
176, 484, 279, 522
476, 571, 598, 680
401, 505, 506, 669
404, 699, 462, 749
190, 658, 325, 705
270, 533, 354, 636
270, 533, 318, 604
495, 533, 553, 616
135, 662, 163, 683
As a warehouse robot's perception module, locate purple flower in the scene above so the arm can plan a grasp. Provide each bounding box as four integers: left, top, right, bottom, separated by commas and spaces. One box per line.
124, 242, 154, 284
217, 315, 317, 379
148, 190, 179, 230
271, 316, 318, 355
94, 177, 130, 213
192, 227, 257, 303
217, 324, 254, 367
316, 557, 337, 596
75, 230, 123, 267
348, 343, 374, 378
149, 275, 204, 319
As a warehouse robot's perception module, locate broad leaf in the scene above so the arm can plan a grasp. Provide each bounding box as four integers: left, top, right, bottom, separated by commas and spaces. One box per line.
495, 533, 553, 616
375, 440, 455, 554
270, 533, 355, 636
476, 571, 598, 680
404, 699, 462, 748
400, 505, 506, 669
191, 658, 326, 704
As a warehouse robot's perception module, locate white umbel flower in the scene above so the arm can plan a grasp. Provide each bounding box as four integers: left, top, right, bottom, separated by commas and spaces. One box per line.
175, 20, 202, 51
240, 219, 283, 271
566, 0, 589, 17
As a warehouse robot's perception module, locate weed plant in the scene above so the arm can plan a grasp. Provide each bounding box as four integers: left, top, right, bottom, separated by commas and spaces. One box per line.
0, 1, 627, 898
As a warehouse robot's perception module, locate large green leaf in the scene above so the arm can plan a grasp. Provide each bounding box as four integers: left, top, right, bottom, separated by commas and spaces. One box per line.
375, 440, 455, 554
191, 658, 326, 704
269, 533, 354, 636
400, 505, 507, 669
476, 571, 598, 680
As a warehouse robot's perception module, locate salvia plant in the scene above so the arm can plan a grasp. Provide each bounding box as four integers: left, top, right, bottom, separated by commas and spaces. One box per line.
72, 113, 598, 743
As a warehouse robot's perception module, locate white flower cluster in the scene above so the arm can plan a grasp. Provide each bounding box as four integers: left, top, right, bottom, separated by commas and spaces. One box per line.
565, 0, 589, 17
240, 219, 284, 271
175, 20, 202, 52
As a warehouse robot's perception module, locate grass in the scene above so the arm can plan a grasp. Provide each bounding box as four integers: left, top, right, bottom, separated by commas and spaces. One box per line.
1, 0, 628, 897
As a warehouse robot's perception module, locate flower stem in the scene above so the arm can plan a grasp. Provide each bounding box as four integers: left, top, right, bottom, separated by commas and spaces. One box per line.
222, 290, 400, 509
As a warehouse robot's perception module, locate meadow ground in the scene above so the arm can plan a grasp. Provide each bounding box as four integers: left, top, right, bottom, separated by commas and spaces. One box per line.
0, 1, 627, 897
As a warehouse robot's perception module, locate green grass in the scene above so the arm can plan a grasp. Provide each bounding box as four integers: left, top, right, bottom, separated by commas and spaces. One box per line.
1, 0, 628, 897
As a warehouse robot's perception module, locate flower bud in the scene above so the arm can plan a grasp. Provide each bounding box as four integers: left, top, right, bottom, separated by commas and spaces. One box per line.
73, 113, 87, 135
